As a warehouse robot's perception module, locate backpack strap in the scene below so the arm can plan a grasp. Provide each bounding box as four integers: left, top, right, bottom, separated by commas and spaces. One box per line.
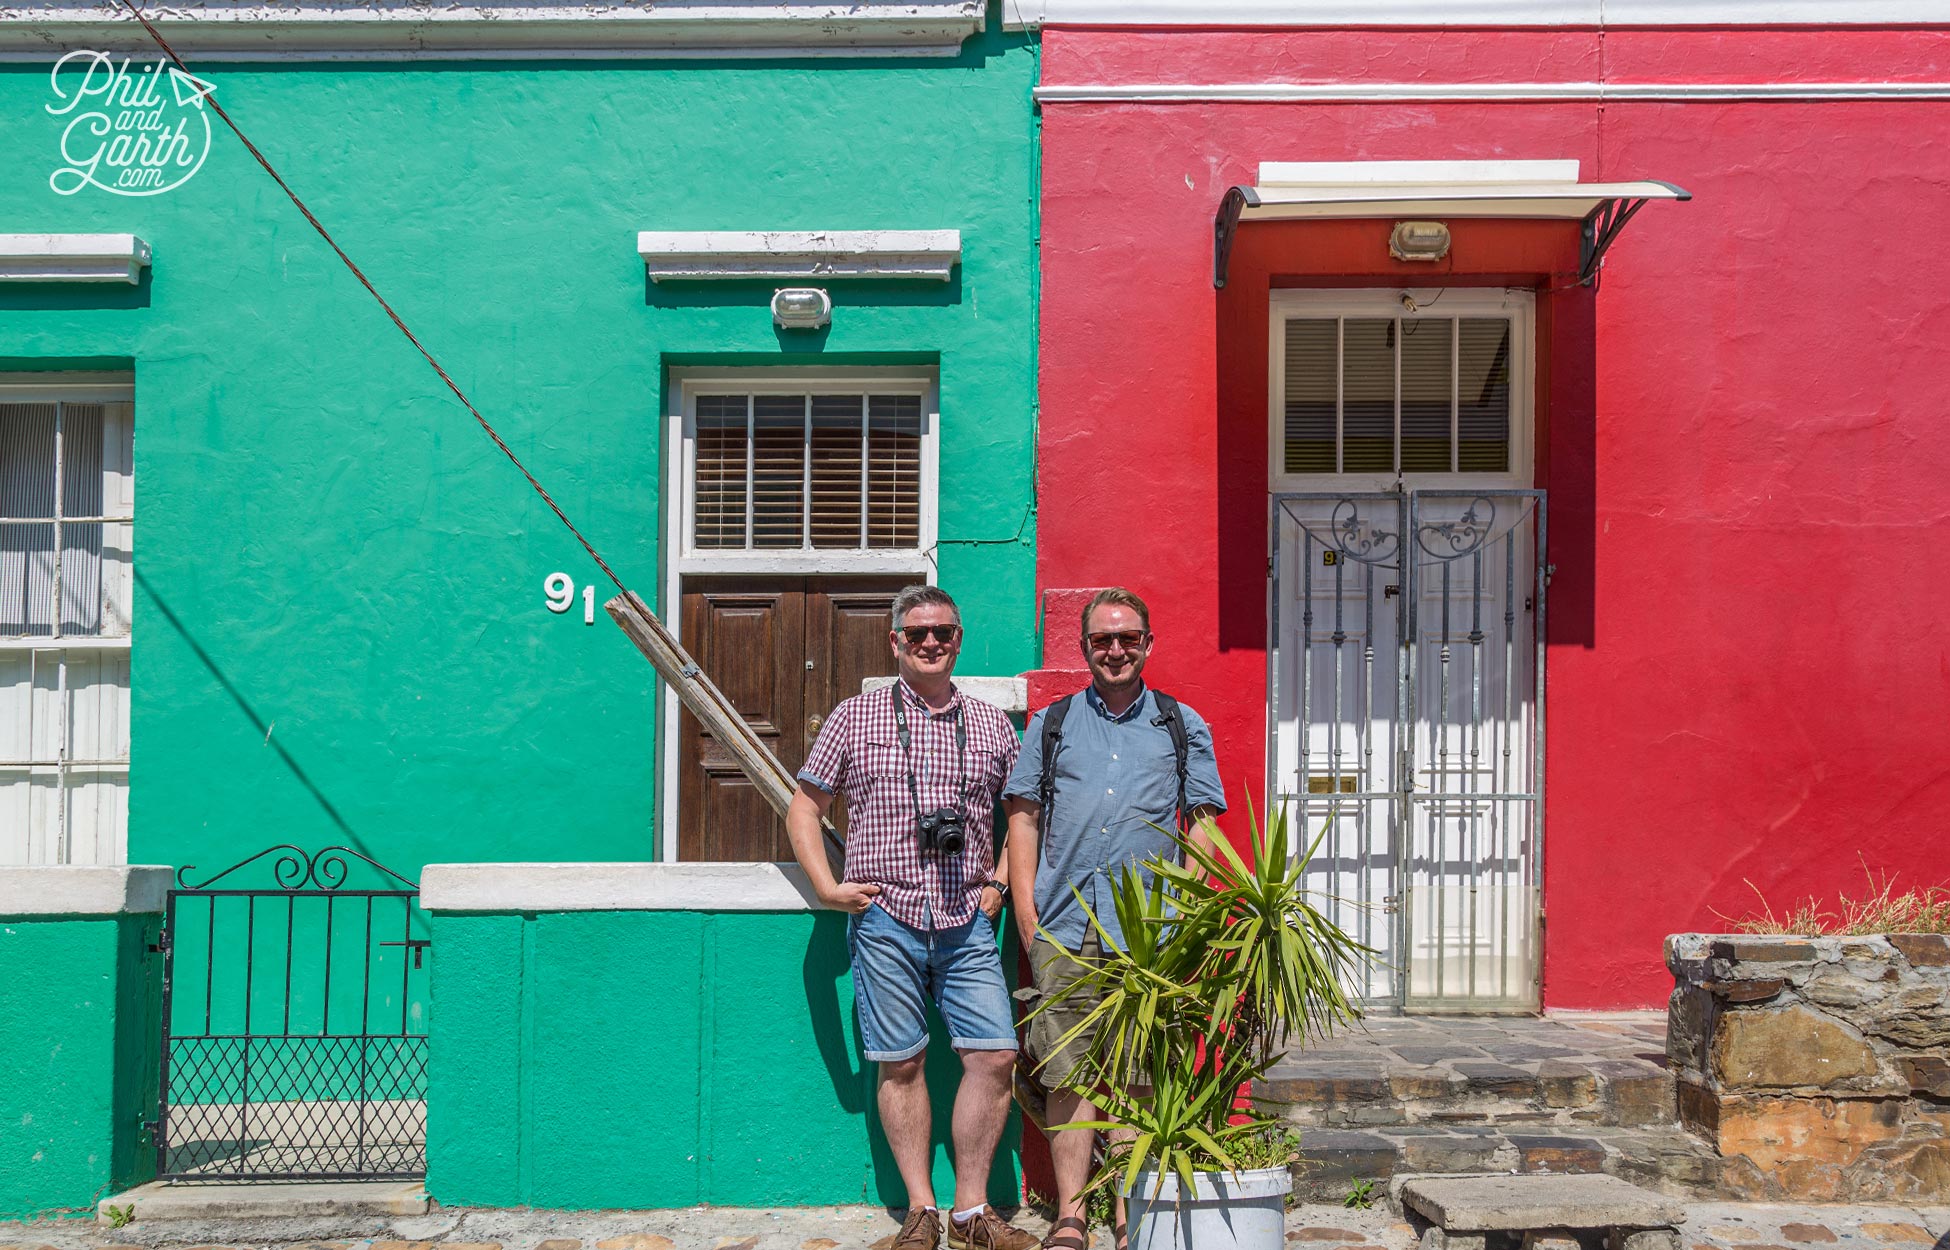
1148, 691, 1191, 830
1036, 693, 1077, 842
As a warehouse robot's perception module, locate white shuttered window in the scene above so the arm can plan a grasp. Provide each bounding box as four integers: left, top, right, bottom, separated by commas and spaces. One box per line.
1275, 290, 1531, 483
690, 391, 924, 553
1, 378, 133, 865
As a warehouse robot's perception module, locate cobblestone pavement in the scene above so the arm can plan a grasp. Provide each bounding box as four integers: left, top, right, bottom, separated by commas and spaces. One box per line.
2, 1199, 1945, 1250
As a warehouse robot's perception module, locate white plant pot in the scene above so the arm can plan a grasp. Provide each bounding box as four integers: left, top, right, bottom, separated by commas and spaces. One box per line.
1124, 1166, 1290, 1250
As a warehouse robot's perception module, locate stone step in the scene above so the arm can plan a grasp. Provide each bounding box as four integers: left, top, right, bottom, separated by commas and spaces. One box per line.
1259, 1057, 1673, 1130
1288, 1125, 1723, 1203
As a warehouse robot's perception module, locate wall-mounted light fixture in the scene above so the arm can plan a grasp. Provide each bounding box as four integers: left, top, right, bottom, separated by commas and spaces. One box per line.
772, 287, 832, 329
1389, 221, 1452, 263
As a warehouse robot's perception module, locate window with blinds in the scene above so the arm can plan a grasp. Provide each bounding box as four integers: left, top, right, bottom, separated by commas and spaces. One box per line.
692, 392, 923, 551
2, 392, 134, 866
1283, 315, 1514, 475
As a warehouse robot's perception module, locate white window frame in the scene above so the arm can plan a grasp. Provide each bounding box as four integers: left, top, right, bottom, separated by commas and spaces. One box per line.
1268, 288, 1535, 493
1, 371, 135, 866
658, 366, 939, 863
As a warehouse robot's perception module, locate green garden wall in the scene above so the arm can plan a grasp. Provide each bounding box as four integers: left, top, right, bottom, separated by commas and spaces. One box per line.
0, 29, 1037, 882
428, 906, 1022, 1209
0, 913, 160, 1218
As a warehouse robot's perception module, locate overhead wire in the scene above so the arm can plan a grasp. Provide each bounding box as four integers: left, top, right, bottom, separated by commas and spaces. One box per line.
112, 0, 631, 597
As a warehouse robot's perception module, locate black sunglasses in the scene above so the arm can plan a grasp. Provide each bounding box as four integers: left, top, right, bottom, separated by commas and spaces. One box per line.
900, 624, 962, 645
1086, 629, 1150, 652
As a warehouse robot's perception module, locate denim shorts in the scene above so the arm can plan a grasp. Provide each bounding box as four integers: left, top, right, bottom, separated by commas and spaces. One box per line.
848, 902, 1019, 1063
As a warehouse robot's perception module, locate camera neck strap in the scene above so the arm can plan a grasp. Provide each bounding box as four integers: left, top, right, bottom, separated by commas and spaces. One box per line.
891, 680, 969, 821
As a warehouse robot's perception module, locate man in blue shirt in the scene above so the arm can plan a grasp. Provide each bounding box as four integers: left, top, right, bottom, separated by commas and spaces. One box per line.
1002, 587, 1225, 1250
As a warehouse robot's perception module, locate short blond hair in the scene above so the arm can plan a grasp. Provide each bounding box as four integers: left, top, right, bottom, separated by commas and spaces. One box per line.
1080, 586, 1150, 635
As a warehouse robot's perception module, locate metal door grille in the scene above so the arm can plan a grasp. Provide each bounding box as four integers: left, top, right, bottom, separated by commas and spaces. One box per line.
157, 845, 429, 1180
1271, 490, 1545, 1012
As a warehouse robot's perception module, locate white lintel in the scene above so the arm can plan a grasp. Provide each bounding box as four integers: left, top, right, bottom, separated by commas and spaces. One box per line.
0, 1, 986, 58
1260, 160, 1581, 188
0, 234, 151, 284
0, 865, 173, 915
420, 861, 822, 913
862, 674, 1028, 714
639, 230, 961, 282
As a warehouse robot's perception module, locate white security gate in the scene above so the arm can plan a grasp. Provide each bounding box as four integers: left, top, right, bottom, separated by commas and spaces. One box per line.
1272, 490, 1544, 1012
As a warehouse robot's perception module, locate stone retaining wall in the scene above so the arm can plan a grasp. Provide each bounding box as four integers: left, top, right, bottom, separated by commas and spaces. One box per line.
1665, 933, 1949, 1201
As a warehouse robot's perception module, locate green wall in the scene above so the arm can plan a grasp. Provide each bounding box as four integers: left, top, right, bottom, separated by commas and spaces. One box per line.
0, 913, 161, 1218
0, 31, 1037, 881
429, 907, 1022, 1209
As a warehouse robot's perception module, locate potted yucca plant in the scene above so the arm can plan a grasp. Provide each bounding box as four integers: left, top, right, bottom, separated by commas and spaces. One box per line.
1030, 803, 1367, 1250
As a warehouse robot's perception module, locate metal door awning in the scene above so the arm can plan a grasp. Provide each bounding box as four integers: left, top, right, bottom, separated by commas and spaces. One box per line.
1214, 159, 1690, 288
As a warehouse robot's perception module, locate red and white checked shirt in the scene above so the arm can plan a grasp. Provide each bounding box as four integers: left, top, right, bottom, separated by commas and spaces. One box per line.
798, 678, 1020, 929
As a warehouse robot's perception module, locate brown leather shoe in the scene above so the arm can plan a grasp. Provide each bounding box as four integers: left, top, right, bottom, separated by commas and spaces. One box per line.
894, 1206, 943, 1250
946, 1207, 1040, 1250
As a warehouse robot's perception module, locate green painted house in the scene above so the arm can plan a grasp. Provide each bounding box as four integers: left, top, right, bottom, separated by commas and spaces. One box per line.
0, 0, 1038, 1218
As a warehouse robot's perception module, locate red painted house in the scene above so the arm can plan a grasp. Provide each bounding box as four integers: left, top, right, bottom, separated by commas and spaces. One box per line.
1008, 1, 1950, 1011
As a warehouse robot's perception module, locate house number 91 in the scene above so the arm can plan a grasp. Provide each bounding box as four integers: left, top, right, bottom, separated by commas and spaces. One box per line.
545, 572, 596, 625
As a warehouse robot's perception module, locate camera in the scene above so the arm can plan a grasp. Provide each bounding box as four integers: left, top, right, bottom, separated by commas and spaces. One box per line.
917, 807, 966, 857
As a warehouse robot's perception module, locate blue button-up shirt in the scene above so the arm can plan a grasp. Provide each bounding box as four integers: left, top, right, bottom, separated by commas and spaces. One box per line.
1003, 684, 1226, 950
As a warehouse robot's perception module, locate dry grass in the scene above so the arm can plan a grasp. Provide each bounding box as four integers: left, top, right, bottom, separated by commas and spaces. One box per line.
1724, 864, 1950, 936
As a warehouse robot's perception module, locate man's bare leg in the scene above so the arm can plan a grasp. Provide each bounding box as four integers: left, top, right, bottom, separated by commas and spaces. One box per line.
949, 1048, 1015, 1212
1045, 1087, 1096, 1246
1107, 1123, 1136, 1250
879, 1056, 937, 1213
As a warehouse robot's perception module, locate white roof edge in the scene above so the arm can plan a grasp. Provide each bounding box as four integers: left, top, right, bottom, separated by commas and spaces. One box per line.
421, 861, 820, 913
0, 866, 174, 915
1003, 0, 1948, 27
1235, 176, 1689, 221
1249, 180, 1689, 203
0, 1, 988, 57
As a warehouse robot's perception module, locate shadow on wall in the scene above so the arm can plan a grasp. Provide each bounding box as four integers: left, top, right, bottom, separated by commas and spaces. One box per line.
803, 909, 1023, 1211
135, 570, 378, 863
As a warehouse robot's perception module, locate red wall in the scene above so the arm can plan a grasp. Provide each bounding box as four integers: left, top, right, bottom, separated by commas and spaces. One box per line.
1035, 25, 1950, 1008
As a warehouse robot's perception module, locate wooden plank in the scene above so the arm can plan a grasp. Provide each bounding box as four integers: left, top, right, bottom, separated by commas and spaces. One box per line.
605, 590, 843, 865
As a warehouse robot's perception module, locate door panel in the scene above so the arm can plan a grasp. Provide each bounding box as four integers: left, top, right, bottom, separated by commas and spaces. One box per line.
1275, 495, 1407, 1004
679, 577, 903, 862
679, 581, 805, 863
1402, 492, 1542, 1010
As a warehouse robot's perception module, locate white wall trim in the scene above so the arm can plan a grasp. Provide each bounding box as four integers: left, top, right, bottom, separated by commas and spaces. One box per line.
421, 861, 821, 912
640, 231, 961, 283
863, 674, 1027, 714
0, 234, 149, 285
0, 865, 171, 915
1004, 0, 1948, 27
0, 372, 135, 402
1037, 81, 1950, 104
674, 551, 931, 575
0, 1, 985, 58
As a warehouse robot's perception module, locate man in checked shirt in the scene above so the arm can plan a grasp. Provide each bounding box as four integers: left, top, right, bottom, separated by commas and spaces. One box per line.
786, 585, 1037, 1250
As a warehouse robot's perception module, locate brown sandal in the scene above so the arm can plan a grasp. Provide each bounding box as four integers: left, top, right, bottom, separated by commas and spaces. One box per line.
1041, 1215, 1089, 1250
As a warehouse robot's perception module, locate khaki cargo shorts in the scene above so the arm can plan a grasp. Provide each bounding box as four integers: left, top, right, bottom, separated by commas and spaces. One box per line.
1021, 930, 1113, 1089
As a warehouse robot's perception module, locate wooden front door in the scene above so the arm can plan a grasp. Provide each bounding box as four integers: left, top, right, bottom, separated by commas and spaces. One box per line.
677, 577, 906, 862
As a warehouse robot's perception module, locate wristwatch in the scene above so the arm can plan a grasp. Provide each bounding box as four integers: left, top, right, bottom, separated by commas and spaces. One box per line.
983, 879, 1010, 899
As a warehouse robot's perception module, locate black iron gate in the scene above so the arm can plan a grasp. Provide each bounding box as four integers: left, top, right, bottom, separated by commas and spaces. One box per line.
157, 845, 429, 1180
1272, 491, 1546, 1012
